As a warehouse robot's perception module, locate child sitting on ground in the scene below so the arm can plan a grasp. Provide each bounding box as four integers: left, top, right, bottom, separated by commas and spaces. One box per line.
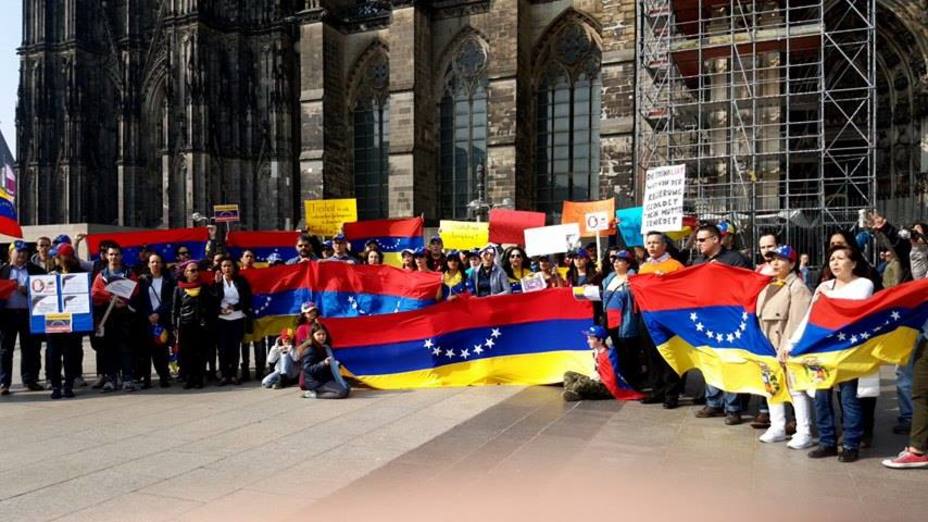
563, 325, 645, 402
262, 328, 302, 389
300, 323, 350, 399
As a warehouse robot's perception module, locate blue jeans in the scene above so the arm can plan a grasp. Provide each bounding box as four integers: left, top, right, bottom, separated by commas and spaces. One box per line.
261, 354, 298, 387
897, 355, 915, 425
814, 379, 863, 450
706, 385, 741, 413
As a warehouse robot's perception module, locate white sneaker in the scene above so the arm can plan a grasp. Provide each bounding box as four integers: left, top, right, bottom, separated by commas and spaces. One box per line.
759, 428, 787, 443
302, 390, 316, 399
787, 433, 815, 449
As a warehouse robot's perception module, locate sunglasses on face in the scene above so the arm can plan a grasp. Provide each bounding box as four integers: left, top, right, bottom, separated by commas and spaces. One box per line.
696, 237, 714, 243
509, 254, 522, 259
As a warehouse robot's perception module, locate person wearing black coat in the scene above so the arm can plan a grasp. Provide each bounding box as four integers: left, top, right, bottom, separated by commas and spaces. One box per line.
299, 323, 350, 399
172, 261, 217, 389
137, 253, 176, 388
213, 257, 253, 386
0, 241, 48, 394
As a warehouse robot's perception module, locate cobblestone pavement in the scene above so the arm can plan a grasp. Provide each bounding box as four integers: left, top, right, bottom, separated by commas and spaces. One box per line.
1, 352, 923, 521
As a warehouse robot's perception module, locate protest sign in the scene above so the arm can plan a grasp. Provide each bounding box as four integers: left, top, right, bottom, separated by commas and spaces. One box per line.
524, 223, 581, 257
561, 199, 615, 236
439, 220, 489, 250
304, 198, 358, 236
616, 207, 644, 247
641, 165, 685, 233
520, 272, 547, 293
213, 204, 240, 223
488, 209, 546, 245
28, 273, 93, 334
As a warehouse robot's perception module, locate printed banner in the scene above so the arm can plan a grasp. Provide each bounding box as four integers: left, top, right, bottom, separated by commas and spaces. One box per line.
304, 198, 358, 237
641, 165, 685, 233
439, 220, 489, 250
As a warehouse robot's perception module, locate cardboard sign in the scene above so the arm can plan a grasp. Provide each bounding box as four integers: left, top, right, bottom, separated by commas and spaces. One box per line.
561, 199, 616, 236
28, 273, 94, 334
520, 272, 547, 293
524, 223, 581, 257
439, 220, 489, 250
641, 165, 686, 233
304, 198, 358, 237
488, 209, 546, 245
213, 204, 240, 223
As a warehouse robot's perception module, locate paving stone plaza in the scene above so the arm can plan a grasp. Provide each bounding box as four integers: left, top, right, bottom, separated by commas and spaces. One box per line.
1, 350, 925, 522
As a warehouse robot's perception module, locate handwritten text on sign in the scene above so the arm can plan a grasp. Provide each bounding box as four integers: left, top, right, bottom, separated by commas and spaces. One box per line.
439, 220, 490, 250
641, 165, 685, 233
304, 199, 358, 237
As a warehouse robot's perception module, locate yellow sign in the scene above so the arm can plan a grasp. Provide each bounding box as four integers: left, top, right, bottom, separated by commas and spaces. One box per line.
439, 220, 489, 250
303, 199, 358, 237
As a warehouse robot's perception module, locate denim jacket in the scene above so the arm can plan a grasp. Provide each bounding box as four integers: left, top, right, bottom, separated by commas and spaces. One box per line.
601, 272, 639, 338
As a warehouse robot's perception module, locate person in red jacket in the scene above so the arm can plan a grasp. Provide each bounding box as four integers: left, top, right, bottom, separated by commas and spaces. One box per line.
562, 326, 645, 402
90, 244, 140, 392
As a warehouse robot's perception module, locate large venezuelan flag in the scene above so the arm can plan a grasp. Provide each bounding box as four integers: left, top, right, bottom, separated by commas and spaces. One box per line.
242, 260, 442, 339
787, 278, 928, 391
87, 228, 209, 266
226, 230, 299, 264
343, 217, 423, 267
630, 263, 789, 402
324, 288, 595, 389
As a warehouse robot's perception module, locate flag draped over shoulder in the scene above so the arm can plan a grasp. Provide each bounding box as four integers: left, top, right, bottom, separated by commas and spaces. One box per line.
241, 260, 442, 339
343, 217, 423, 267
226, 230, 299, 264
787, 278, 928, 391
630, 264, 789, 402
87, 228, 209, 266
324, 288, 595, 389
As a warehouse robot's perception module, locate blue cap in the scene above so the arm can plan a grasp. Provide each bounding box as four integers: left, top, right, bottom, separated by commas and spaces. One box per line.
266, 253, 283, 264
446, 249, 460, 258
771, 245, 797, 264
583, 325, 607, 339
401, 248, 415, 257
413, 247, 428, 257
333, 233, 346, 242
611, 249, 634, 261
49, 247, 59, 257
574, 247, 590, 259
12, 240, 28, 252
479, 243, 497, 255
429, 235, 443, 244
53, 234, 72, 246
323, 240, 333, 249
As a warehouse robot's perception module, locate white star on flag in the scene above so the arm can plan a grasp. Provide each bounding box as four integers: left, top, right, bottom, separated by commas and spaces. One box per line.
837, 332, 846, 341
873, 326, 882, 333
891, 311, 901, 321
432, 347, 441, 356
689, 312, 697, 322
706, 330, 714, 338
849, 335, 858, 344
860, 332, 870, 340
739, 322, 747, 332
726, 333, 734, 343
445, 349, 456, 358
473, 345, 484, 355
695, 322, 704, 331
424, 339, 434, 349
490, 328, 502, 338
741, 312, 748, 321
734, 330, 742, 339
715, 333, 724, 342
485, 338, 495, 348
460, 349, 470, 359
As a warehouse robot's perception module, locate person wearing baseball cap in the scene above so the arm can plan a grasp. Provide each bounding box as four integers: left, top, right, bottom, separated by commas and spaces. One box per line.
755, 243, 815, 449
324, 234, 356, 264
562, 325, 645, 402
427, 235, 446, 272
262, 327, 302, 389
413, 248, 431, 272
0, 240, 47, 395
601, 249, 643, 389
468, 244, 509, 297
566, 247, 601, 287
400, 248, 416, 272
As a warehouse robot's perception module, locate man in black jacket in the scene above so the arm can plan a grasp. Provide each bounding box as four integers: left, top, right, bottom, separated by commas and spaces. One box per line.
0, 240, 47, 394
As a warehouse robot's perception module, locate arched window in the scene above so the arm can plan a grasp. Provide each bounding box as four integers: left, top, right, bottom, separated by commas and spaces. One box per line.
439, 36, 489, 219
535, 21, 602, 218
352, 51, 390, 220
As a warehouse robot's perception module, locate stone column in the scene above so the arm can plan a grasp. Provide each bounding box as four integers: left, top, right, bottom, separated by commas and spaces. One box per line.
296, 5, 326, 213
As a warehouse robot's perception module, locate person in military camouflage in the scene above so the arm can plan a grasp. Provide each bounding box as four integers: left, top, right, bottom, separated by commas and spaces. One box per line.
563, 326, 645, 402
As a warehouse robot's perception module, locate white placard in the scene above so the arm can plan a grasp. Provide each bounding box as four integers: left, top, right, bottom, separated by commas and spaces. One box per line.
60, 273, 90, 295
30, 295, 60, 316
524, 223, 581, 258
29, 276, 58, 297
520, 272, 547, 293
61, 294, 91, 314
584, 211, 610, 234
641, 164, 686, 233
105, 279, 138, 301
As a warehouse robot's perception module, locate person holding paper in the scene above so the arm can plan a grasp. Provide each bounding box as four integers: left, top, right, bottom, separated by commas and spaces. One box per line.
0, 240, 47, 395
90, 244, 140, 392
535, 255, 566, 288
45, 244, 86, 399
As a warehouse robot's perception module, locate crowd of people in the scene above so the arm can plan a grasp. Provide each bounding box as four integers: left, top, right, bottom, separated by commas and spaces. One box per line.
0, 211, 926, 470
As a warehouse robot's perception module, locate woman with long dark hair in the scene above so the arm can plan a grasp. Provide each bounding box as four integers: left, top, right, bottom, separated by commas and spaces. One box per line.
172, 261, 217, 389
502, 246, 533, 293
214, 257, 253, 386
441, 250, 468, 299
566, 248, 601, 287
300, 323, 350, 399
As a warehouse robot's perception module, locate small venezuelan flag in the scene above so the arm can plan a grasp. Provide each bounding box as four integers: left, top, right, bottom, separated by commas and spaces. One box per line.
343, 217, 424, 267
787, 278, 928, 391
324, 288, 596, 389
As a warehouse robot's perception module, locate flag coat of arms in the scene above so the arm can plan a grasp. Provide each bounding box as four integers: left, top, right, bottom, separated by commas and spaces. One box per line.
241, 260, 442, 339
787, 278, 928, 391
324, 288, 596, 389
630, 264, 788, 402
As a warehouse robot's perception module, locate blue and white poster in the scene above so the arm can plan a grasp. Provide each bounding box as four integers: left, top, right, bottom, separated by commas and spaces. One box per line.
28, 273, 94, 334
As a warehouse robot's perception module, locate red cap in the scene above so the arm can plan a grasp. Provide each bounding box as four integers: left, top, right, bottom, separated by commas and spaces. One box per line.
56, 244, 75, 257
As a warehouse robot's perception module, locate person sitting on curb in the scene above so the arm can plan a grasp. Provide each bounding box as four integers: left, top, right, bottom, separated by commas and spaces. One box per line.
563, 325, 645, 402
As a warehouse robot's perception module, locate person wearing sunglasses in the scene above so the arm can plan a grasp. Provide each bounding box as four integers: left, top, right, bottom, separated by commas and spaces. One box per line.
468, 244, 510, 297
502, 246, 532, 294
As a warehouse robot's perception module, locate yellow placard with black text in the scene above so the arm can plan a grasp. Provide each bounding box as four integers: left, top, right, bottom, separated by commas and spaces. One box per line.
303, 199, 358, 237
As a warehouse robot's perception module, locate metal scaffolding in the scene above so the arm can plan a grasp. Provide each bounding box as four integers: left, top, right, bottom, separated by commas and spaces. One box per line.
635, 0, 876, 263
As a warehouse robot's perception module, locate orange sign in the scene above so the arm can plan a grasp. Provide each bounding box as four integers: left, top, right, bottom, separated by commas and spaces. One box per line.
561, 199, 616, 237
